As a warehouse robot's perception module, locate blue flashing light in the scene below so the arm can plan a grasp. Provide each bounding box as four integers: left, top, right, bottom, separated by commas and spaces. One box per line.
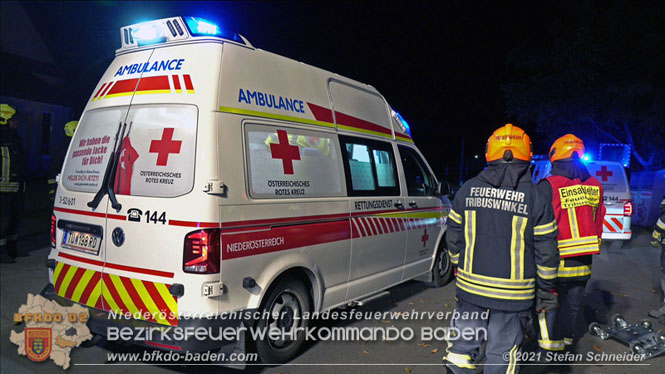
185, 17, 221, 36
131, 22, 166, 46
394, 111, 412, 135
582, 153, 591, 163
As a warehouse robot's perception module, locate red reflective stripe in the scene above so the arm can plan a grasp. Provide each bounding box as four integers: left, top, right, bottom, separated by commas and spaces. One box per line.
604, 221, 616, 232
55, 264, 71, 294
53, 207, 127, 221
183, 75, 194, 90
335, 110, 393, 136
79, 271, 101, 305
363, 217, 379, 235
223, 220, 351, 260
225, 212, 351, 228
64, 267, 87, 300
372, 218, 384, 235
95, 297, 103, 310
119, 275, 156, 324
105, 78, 139, 96
99, 82, 115, 98
611, 217, 623, 230
168, 220, 219, 228
172, 75, 181, 90
59, 252, 174, 279
380, 218, 391, 233
93, 83, 108, 99
137, 76, 170, 91
354, 218, 367, 237
306, 102, 335, 123
54, 207, 106, 219
145, 341, 182, 351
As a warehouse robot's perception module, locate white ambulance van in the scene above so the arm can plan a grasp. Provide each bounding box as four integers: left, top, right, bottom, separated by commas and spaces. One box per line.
532, 159, 632, 248
43, 16, 452, 363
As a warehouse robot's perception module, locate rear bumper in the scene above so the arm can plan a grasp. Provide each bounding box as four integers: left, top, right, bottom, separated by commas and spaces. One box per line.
40, 283, 254, 352
602, 214, 631, 240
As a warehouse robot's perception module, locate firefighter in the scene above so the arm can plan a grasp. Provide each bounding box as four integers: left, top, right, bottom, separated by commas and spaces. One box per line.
649, 198, 665, 322
1, 104, 26, 263
49, 120, 78, 201
536, 134, 606, 352
444, 124, 559, 373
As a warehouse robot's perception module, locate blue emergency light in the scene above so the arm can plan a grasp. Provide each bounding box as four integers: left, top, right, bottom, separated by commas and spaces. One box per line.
393, 111, 412, 136
131, 21, 166, 46
582, 153, 591, 163
184, 17, 221, 36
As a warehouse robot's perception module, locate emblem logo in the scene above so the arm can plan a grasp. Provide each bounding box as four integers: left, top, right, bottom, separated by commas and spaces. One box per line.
25, 328, 52, 362
112, 227, 125, 247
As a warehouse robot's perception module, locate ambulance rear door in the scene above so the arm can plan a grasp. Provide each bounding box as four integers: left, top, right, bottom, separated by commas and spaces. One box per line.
54, 49, 154, 311
98, 43, 222, 327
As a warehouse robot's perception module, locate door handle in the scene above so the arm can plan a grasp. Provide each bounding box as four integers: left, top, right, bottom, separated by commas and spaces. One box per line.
409, 201, 418, 208
394, 202, 404, 209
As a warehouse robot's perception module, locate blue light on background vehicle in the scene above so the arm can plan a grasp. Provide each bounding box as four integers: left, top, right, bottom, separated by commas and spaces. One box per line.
185, 17, 221, 36
582, 153, 591, 163
131, 21, 166, 46
394, 111, 412, 135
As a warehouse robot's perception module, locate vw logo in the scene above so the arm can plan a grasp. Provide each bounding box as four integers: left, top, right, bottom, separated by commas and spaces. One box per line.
112, 227, 125, 247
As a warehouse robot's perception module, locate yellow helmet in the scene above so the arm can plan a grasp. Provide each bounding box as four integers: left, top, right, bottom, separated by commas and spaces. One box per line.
549, 134, 585, 162
64, 121, 79, 137
1, 104, 16, 125
485, 123, 533, 162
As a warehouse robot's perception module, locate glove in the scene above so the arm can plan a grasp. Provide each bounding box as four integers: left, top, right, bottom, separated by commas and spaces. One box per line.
652, 230, 663, 248
536, 289, 558, 313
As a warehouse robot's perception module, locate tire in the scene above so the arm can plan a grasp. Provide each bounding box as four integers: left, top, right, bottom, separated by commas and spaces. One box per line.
611, 314, 627, 328
430, 244, 452, 287
588, 322, 602, 337
254, 278, 311, 364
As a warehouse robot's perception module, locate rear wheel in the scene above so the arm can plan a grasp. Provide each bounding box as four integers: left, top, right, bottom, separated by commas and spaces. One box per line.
254, 278, 311, 364
430, 242, 452, 287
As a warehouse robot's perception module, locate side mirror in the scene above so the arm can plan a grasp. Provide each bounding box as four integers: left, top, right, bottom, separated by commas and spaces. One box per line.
437, 181, 451, 197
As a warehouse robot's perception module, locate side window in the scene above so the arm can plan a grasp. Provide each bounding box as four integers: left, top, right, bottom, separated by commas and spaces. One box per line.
245, 124, 345, 199
398, 145, 436, 196
339, 135, 399, 196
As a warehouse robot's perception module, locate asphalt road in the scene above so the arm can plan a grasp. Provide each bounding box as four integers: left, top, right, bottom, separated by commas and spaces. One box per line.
2, 225, 664, 374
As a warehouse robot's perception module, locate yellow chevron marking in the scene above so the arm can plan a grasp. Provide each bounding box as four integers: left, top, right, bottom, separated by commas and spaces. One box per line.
71, 269, 95, 302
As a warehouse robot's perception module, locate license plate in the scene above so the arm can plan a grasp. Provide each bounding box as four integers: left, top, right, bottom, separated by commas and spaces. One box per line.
62, 230, 101, 255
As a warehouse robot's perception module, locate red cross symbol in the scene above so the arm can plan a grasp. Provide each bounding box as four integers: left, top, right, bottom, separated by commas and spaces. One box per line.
595, 166, 613, 182
270, 130, 301, 175
149, 128, 182, 166
421, 228, 429, 247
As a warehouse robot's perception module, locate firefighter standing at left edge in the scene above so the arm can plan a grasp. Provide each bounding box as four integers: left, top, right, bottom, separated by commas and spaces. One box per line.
1, 104, 26, 263
444, 124, 559, 373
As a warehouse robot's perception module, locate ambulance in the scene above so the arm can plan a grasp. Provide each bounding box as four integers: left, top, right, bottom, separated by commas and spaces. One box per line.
42, 16, 452, 363
532, 159, 632, 249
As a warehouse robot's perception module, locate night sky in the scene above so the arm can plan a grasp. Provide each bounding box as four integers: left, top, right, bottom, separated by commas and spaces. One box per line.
10, 1, 630, 180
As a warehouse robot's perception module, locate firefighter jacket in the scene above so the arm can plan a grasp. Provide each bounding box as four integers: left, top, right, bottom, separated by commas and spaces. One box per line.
538, 160, 606, 282
447, 163, 559, 312
0, 127, 23, 193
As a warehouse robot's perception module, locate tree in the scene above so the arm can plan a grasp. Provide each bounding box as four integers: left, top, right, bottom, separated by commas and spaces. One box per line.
502, 0, 665, 170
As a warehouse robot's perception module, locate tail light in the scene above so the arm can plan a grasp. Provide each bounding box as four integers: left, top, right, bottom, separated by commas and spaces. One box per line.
183, 229, 220, 274
623, 201, 633, 216
50, 214, 56, 248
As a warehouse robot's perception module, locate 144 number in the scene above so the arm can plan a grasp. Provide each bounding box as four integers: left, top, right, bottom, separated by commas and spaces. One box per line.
145, 210, 166, 224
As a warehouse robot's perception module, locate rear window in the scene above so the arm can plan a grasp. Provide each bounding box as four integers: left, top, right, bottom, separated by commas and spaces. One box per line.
63, 105, 197, 197
586, 163, 628, 193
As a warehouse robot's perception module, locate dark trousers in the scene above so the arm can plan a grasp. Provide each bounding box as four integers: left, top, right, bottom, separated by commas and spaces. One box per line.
537, 281, 587, 350
0, 192, 23, 258
445, 297, 528, 374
